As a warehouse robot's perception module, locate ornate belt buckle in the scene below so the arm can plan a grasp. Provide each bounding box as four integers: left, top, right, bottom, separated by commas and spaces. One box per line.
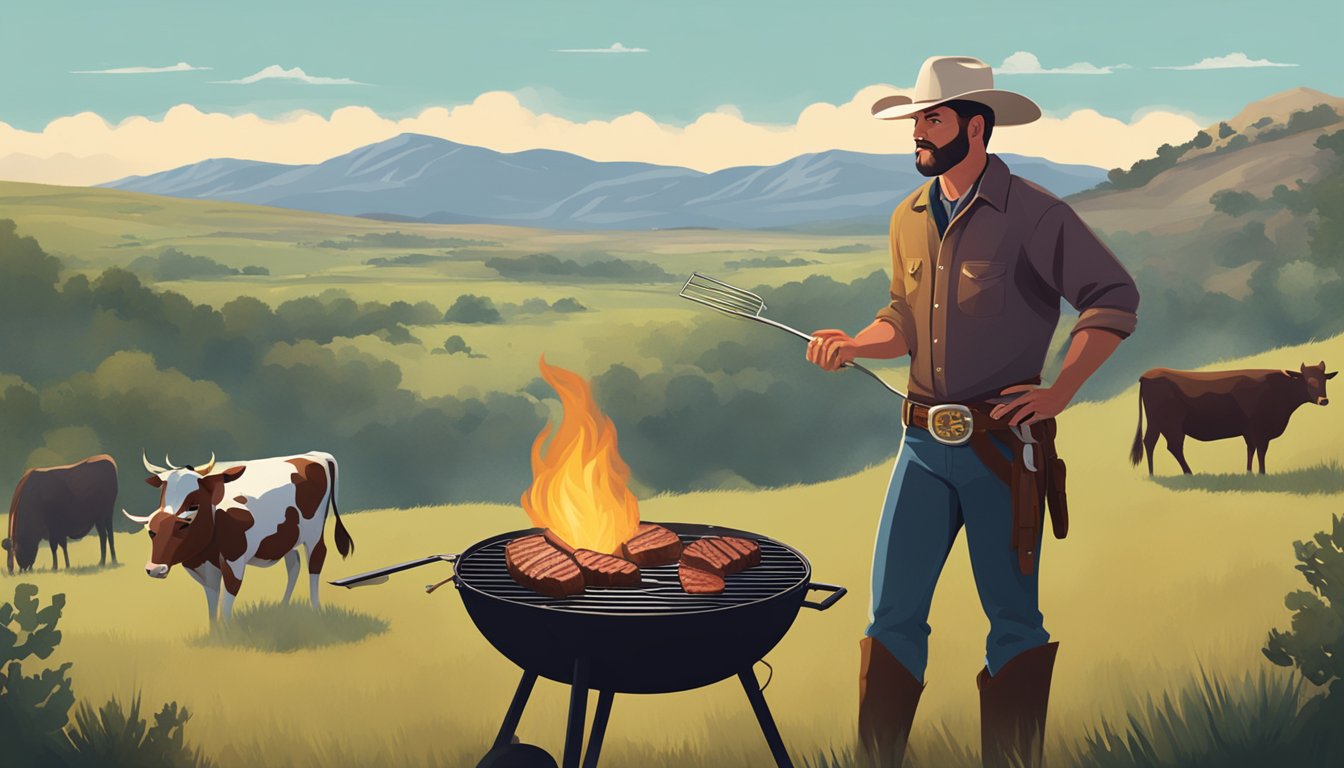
927, 403, 974, 446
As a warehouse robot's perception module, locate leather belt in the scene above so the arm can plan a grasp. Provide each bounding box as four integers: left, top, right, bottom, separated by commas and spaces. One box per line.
901, 399, 1017, 445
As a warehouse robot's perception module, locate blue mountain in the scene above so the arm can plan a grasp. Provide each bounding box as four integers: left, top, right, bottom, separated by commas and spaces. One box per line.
101, 133, 1107, 231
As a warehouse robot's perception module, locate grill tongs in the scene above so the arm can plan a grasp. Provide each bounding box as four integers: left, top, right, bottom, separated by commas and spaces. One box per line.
330, 554, 460, 594
679, 273, 907, 399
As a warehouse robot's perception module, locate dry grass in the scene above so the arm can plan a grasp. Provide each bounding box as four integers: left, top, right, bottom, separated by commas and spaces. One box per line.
2, 329, 1340, 767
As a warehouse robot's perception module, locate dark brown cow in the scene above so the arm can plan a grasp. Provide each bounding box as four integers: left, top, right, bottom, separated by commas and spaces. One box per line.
1130, 361, 1335, 475
3, 454, 119, 572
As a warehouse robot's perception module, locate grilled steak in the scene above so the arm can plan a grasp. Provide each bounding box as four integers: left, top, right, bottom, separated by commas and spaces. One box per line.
619, 523, 683, 567
505, 535, 584, 597
678, 562, 725, 594
720, 537, 762, 571
681, 537, 736, 575
574, 549, 641, 588
543, 528, 576, 555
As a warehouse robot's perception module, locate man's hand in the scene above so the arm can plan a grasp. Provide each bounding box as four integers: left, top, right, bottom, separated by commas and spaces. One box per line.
806, 329, 858, 371
990, 384, 1074, 427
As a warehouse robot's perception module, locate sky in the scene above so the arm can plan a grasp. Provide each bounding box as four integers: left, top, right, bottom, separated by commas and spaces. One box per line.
0, 0, 1338, 184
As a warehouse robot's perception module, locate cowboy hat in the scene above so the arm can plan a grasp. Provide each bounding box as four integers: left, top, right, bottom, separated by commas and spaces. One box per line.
872, 56, 1041, 126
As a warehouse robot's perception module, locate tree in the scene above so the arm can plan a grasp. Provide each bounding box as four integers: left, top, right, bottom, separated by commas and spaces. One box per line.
1210, 189, 1261, 217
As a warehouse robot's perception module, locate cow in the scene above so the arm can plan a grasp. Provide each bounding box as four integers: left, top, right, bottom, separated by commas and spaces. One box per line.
3, 454, 119, 573
1130, 361, 1335, 475
122, 451, 353, 624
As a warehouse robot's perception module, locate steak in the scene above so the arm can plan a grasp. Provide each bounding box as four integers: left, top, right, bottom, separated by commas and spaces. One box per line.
620, 523, 683, 567
680, 537, 736, 575
720, 537, 762, 571
574, 549, 641, 588
505, 535, 584, 597
681, 536, 761, 576
678, 562, 725, 594
543, 528, 576, 556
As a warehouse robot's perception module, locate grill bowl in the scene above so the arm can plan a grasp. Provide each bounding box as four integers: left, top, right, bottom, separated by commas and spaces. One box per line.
453, 522, 816, 694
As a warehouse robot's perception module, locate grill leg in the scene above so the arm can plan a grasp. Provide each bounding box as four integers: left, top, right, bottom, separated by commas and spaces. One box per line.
492, 669, 539, 750
739, 668, 794, 768
562, 659, 590, 768
581, 690, 614, 768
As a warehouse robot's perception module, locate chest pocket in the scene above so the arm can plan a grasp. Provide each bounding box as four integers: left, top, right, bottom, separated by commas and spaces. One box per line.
902, 259, 924, 296
957, 261, 1007, 316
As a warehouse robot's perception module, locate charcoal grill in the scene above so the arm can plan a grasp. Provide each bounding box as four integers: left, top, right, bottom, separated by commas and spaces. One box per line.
333, 522, 846, 768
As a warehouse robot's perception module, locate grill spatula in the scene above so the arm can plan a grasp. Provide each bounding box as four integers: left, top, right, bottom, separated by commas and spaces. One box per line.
679, 272, 907, 399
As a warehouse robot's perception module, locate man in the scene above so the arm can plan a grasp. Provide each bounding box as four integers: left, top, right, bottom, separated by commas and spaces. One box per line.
806, 56, 1139, 767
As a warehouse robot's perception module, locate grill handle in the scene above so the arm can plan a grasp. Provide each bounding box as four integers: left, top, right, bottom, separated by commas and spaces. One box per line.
802, 582, 847, 611
329, 554, 458, 589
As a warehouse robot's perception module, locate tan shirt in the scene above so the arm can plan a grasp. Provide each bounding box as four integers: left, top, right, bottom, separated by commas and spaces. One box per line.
876, 154, 1139, 404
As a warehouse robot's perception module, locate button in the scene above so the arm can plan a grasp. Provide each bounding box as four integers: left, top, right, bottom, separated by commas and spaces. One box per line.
938, 265, 944, 271
933, 339, 939, 344
934, 303, 940, 308
936, 367, 943, 373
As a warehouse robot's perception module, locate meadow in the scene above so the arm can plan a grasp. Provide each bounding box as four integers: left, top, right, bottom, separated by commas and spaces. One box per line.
5, 330, 1340, 767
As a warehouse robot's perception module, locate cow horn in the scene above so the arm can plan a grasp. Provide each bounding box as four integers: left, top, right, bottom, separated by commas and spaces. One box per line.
197, 453, 217, 475
165, 454, 181, 470
143, 451, 168, 475
122, 508, 153, 525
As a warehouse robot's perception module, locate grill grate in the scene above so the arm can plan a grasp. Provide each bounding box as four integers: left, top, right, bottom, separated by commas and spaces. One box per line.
456, 532, 809, 616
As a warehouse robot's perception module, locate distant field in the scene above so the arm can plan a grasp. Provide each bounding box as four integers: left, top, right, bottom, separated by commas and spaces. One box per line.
0, 179, 890, 399
7, 331, 1341, 767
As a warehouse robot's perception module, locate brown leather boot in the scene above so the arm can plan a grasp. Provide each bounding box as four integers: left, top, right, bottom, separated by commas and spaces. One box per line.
858, 637, 924, 768
977, 642, 1059, 768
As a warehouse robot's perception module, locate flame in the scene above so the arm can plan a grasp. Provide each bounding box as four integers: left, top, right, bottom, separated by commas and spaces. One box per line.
521, 358, 640, 554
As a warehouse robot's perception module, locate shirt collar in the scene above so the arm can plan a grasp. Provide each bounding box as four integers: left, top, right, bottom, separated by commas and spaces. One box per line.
910, 154, 1009, 213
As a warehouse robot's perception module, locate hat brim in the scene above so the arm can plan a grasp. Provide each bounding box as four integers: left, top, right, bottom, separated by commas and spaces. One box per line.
871, 89, 1042, 126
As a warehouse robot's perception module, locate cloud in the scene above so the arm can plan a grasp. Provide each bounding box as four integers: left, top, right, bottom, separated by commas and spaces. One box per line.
71, 62, 211, 74
554, 42, 648, 54
1155, 52, 1298, 70
0, 88, 1202, 186
213, 65, 367, 85
996, 51, 1129, 75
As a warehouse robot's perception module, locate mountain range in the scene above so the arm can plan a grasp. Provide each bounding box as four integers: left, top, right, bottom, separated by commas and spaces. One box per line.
99, 134, 1106, 231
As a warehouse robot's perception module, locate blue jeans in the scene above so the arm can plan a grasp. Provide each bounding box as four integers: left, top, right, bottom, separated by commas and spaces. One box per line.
867, 427, 1050, 681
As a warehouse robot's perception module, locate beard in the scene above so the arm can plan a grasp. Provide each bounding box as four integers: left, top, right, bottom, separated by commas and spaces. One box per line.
914, 124, 970, 177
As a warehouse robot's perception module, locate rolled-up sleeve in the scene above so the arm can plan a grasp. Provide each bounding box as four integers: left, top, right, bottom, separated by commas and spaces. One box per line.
1027, 203, 1139, 338
875, 210, 913, 344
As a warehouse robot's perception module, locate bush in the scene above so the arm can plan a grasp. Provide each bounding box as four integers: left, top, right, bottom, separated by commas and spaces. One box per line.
1263, 514, 1344, 757
1211, 189, 1262, 217
0, 583, 74, 761
552, 297, 587, 313
443, 294, 502, 323
1219, 121, 1236, 139
65, 696, 212, 768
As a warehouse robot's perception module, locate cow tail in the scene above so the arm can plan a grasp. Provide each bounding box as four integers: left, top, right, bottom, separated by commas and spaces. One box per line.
327, 457, 354, 558
1130, 381, 1145, 466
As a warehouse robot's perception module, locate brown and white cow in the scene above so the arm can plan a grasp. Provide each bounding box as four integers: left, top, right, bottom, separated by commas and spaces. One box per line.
123, 451, 353, 623
1130, 361, 1335, 475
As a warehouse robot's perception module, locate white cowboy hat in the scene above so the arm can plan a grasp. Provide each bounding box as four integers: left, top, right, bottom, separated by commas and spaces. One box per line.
871, 56, 1041, 126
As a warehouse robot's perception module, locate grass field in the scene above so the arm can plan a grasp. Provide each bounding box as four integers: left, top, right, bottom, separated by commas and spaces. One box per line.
5, 327, 1340, 766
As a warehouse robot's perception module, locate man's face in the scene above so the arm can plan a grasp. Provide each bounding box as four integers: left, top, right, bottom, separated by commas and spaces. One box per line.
912, 107, 971, 177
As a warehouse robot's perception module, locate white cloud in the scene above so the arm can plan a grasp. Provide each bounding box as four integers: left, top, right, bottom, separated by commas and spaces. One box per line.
1155, 52, 1297, 70
0, 88, 1202, 186
996, 51, 1129, 75
555, 42, 648, 54
213, 65, 367, 85
71, 62, 211, 74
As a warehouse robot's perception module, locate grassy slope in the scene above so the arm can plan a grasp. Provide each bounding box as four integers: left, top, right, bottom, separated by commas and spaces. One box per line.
5, 331, 1340, 766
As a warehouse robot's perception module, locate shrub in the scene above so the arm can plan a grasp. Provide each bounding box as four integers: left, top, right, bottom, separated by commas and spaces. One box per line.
443, 294, 502, 324
552, 297, 587, 312
1219, 121, 1237, 139
1211, 189, 1262, 217
0, 583, 74, 761
65, 695, 212, 768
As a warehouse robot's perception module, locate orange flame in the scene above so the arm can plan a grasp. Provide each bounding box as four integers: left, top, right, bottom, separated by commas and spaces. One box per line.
521, 358, 640, 554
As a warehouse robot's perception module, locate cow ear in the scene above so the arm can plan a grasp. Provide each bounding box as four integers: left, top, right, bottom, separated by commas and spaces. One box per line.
1284, 369, 1303, 379
213, 465, 246, 484
1328, 371, 1338, 380
145, 475, 164, 488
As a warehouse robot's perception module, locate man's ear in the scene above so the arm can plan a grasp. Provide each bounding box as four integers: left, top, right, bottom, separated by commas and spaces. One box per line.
145, 475, 164, 488
968, 114, 983, 141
